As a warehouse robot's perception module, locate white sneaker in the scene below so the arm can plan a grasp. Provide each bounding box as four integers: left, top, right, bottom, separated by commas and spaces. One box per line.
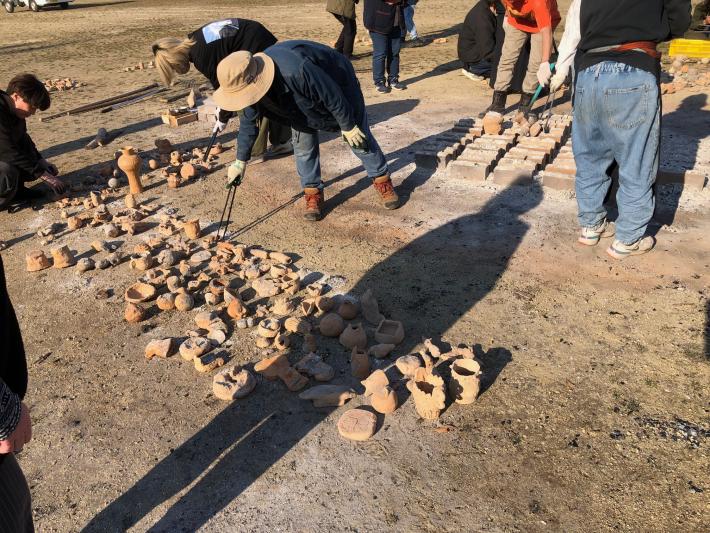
606, 236, 655, 259
578, 219, 615, 246
461, 69, 484, 82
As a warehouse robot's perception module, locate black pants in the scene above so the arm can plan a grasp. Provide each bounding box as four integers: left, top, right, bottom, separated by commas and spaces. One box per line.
333, 14, 356, 58
0, 161, 31, 210
0, 454, 34, 533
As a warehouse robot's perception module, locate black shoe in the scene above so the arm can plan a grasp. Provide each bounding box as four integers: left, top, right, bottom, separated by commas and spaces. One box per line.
375, 82, 391, 94
390, 81, 407, 91
14, 185, 45, 202
517, 92, 535, 119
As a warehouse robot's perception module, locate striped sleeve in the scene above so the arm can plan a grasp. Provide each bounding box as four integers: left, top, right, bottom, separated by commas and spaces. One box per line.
0, 380, 21, 441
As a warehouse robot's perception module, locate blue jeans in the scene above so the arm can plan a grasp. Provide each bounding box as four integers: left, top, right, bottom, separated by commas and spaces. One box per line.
403, 5, 417, 39
370, 28, 402, 85
572, 62, 660, 244
291, 112, 389, 190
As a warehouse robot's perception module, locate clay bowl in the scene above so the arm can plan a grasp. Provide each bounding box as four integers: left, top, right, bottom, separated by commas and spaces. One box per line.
124, 282, 157, 303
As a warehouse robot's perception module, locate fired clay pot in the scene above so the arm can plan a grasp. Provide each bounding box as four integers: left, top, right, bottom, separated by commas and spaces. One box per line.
315, 296, 335, 313
117, 146, 143, 195
482, 113, 503, 136
156, 293, 176, 311
183, 219, 200, 240
180, 163, 197, 180
227, 298, 249, 319
319, 313, 345, 337
351, 348, 370, 379
362, 369, 389, 396
374, 319, 404, 345
272, 298, 296, 317
339, 322, 367, 350
284, 316, 311, 334
448, 358, 482, 405
174, 292, 194, 311
301, 299, 316, 316
371, 385, 398, 414
395, 354, 422, 378
407, 367, 446, 420
124, 302, 145, 323
337, 299, 359, 320
125, 194, 137, 209
51, 246, 76, 268
26, 250, 52, 272
273, 333, 291, 351
257, 318, 281, 338
368, 343, 395, 359
124, 282, 157, 303
67, 216, 83, 231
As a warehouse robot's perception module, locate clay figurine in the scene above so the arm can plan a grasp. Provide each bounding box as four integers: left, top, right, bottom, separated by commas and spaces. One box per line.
117, 146, 143, 194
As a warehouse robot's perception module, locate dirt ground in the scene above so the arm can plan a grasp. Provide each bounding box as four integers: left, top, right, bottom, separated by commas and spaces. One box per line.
1, 1, 709, 531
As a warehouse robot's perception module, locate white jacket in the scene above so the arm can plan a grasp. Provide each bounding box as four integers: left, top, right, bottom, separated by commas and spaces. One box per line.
551, 0, 581, 89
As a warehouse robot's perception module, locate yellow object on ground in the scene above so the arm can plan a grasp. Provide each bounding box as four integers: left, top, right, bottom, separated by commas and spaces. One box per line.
669, 38, 710, 58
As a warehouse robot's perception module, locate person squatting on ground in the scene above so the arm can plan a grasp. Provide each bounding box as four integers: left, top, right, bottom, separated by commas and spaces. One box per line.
152, 18, 293, 165
486, 0, 560, 118
0, 74, 65, 211
546, 0, 691, 259
458, 0, 502, 81
212, 41, 400, 221
363, 0, 408, 93
0, 254, 35, 533
327, 0, 359, 60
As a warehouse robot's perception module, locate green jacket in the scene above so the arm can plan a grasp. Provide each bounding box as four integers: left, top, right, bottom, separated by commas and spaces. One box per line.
326, 0, 357, 19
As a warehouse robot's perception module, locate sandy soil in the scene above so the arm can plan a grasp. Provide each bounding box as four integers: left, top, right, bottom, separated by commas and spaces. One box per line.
1, 1, 709, 532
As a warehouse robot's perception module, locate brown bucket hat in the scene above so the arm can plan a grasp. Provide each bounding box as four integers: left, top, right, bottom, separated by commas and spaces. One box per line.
213, 51, 275, 111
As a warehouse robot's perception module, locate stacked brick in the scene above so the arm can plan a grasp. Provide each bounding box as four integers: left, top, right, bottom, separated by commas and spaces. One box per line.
448, 130, 517, 181
414, 118, 483, 172
540, 140, 576, 191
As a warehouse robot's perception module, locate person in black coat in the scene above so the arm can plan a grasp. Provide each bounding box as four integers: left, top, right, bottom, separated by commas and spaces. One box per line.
363, 0, 408, 93
0, 254, 34, 532
458, 0, 500, 80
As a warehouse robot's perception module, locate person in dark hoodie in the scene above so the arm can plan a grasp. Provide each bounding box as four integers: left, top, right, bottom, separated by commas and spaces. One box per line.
458, 0, 501, 80
0, 73, 65, 211
152, 19, 293, 165
363, 0, 408, 93
0, 254, 34, 532
544, 0, 691, 259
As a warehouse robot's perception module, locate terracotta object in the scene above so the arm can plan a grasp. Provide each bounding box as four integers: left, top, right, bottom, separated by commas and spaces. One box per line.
125, 194, 137, 209
26, 251, 52, 272
104, 223, 121, 238
306, 282, 325, 297
130, 256, 155, 271
423, 338, 442, 358
284, 316, 311, 334
407, 367, 446, 420
145, 338, 174, 359
315, 295, 335, 313
148, 159, 159, 170
195, 351, 227, 373
155, 138, 172, 154
67, 216, 83, 231
179, 336, 212, 360
272, 297, 296, 316
156, 293, 176, 311
300, 299, 316, 316
108, 177, 120, 189
273, 333, 291, 351
167, 173, 181, 189
249, 248, 269, 260
371, 385, 398, 414
360, 289, 384, 324
395, 355, 421, 378
76, 258, 95, 273
319, 313, 345, 337
351, 348, 370, 379
361, 369, 389, 396
124, 282, 157, 303
294, 353, 334, 382
374, 319, 404, 345
174, 292, 194, 311
337, 299, 359, 320
448, 359, 482, 405
257, 318, 281, 338
117, 146, 143, 194
207, 328, 227, 345
254, 354, 290, 380
529, 122, 542, 137
252, 278, 280, 297
278, 366, 308, 391
124, 303, 145, 323
368, 343, 395, 359
303, 333, 317, 353
195, 311, 219, 329
482, 113, 503, 136
208, 142, 223, 156
337, 409, 377, 441
339, 322, 367, 350
89, 190, 102, 207
267, 251, 290, 264
169, 151, 182, 166
227, 298, 249, 319
51, 246, 76, 268
183, 219, 200, 240
189, 250, 211, 264
255, 336, 273, 349
299, 385, 357, 407
180, 163, 197, 180
213, 366, 256, 400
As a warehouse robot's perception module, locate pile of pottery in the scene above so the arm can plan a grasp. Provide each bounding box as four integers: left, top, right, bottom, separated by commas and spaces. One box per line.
44, 78, 83, 92
150, 138, 223, 188
123, 60, 155, 72
661, 56, 710, 94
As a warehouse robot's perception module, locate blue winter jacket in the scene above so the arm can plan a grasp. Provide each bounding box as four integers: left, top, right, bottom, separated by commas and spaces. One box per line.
236, 40, 365, 161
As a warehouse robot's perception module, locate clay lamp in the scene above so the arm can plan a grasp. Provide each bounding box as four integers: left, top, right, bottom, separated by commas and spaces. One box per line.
124, 282, 157, 303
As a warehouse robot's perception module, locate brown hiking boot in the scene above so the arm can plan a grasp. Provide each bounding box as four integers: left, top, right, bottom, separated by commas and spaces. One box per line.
303, 187, 324, 221
372, 175, 400, 210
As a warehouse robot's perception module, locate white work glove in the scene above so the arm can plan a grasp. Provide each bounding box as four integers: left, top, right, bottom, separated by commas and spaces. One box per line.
226, 160, 246, 188
213, 108, 228, 133
537, 61, 553, 87
550, 71, 566, 92
342, 125, 367, 149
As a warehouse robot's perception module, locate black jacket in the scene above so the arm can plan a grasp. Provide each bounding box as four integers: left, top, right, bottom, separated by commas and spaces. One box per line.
236, 41, 365, 161
458, 0, 497, 65
0, 255, 27, 449
577, 0, 691, 75
363, 0, 406, 34
0, 91, 43, 178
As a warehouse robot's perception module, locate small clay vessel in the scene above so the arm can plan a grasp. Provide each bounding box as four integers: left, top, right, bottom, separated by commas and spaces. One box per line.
315, 295, 335, 313
272, 297, 296, 316
482, 113, 503, 136
51, 246, 76, 268
117, 146, 143, 194
273, 333, 291, 351
360, 289, 384, 324
179, 336, 212, 360
227, 298, 249, 319
337, 409, 377, 441
448, 358, 482, 405
370, 385, 398, 414
26, 250, 52, 272
124, 303, 145, 323
130, 256, 156, 271
66, 216, 83, 231
374, 319, 404, 345
407, 367, 446, 420
337, 299, 359, 320
183, 219, 200, 240
174, 292, 194, 311
156, 293, 176, 311
362, 369, 389, 396
319, 313, 345, 337
300, 299, 316, 316
257, 318, 281, 338
167, 173, 181, 189
351, 348, 370, 379
124, 282, 157, 303
180, 163, 197, 180
339, 322, 367, 350
284, 316, 311, 334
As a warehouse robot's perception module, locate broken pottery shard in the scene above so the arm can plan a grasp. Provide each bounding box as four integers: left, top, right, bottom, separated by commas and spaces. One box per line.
395, 355, 422, 378
339, 322, 367, 350
252, 278, 281, 298
145, 338, 174, 359
337, 409, 377, 441
268, 251, 291, 264
278, 366, 309, 391
319, 313, 345, 337
195, 311, 220, 329
207, 328, 227, 346
179, 336, 212, 361
360, 289, 384, 325
26, 251, 52, 272
189, 250, 211, 265
213, 366, 256, 400
273, 333, 291, 351
448, 358, 482, 405
370, 385, 398, 414
351, 348, 370, 379
315, 295, 335, 313
254, 354, 289, 380
272, 297, 296, 316
361, 369, 389, 397
183, 219, 200, 240
482, 113, 503, 136
407, 367, 446, 420
299, 384, 357, 407
194, 351, 227, 373
227, 298, 249, 319
294, 353, 334, 382
257, 318, 281, 338
367, 343, 395, 359
374, 319, 404, 345
76, 257, 95, 273
303, 333, 317, 353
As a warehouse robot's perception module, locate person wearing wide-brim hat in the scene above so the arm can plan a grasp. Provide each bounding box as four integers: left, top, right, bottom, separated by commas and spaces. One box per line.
214, 40, 400, 221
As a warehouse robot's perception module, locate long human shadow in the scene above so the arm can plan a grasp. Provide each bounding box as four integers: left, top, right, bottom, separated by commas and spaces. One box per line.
80, 180, 539, 531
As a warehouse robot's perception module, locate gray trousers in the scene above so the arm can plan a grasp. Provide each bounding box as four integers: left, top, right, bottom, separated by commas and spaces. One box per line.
0, 454, 34, 532
494, 18, 544, 94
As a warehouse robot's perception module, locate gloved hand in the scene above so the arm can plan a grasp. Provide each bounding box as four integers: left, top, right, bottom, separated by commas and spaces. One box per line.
342, 125, 367, 150
550, 71, 566, 92
537, 61, 553, 87
226, 160, 246, 188
213, 108, 228, 133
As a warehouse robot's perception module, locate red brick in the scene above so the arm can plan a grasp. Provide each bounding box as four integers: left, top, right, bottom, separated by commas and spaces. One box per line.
542, 172, 575, 191
545, 165, 576, 175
